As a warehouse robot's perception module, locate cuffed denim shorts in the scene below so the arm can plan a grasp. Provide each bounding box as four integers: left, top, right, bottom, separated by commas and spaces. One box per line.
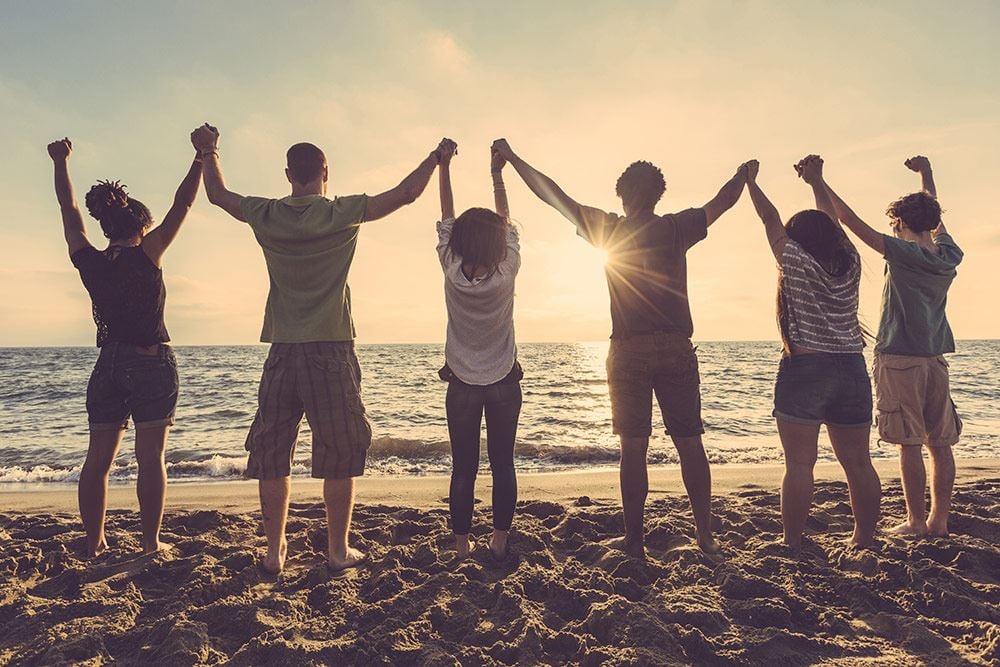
773, 352, 872, 428
86, 343, 179, 430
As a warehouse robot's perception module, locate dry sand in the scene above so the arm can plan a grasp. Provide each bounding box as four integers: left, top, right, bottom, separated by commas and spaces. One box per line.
1, 460, 998, 665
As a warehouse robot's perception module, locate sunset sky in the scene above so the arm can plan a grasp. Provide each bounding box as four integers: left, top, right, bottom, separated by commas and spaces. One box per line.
2, 1, 998, 346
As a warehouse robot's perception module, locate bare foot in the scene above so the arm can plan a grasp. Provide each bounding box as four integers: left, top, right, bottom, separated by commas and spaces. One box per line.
490, 530, 509, 560
697, 536, 722, 555
926, 522, 949, 537
142, 539, 170, 555
329, 546, 366, 572
844, 535, 875, 549
261, 540, 287, 574
889, 521, 928, 537
604, 536, 646, 559
86, 541, 108, 559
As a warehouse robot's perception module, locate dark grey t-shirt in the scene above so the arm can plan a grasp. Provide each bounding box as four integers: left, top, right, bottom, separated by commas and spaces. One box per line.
575, 208, 708, 339
876, 232, 963, 356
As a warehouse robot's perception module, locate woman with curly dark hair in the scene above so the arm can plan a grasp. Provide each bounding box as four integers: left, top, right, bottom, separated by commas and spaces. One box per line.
47, 137, 202, 557
745, 156, 881, 548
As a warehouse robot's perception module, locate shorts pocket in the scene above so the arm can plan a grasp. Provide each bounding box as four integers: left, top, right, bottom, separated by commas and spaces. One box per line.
875, 398, 913, 444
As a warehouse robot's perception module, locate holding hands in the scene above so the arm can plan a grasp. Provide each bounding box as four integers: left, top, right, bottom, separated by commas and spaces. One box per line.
741, 159, 759, 183
794, 154, 824, 184
191, 123, 220, 154
435, 138, 458, 166
47, 137, 72, 162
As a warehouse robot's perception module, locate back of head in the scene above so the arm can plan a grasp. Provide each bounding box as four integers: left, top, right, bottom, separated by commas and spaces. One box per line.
286, 142, 326, 185
84, 180, 153, 241
448, 208, 508, 274
615, 161, 666, 213
887, 191, 941, 233
785, 209, 853, 275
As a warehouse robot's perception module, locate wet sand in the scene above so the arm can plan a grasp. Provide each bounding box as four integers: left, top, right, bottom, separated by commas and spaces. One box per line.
2, 460, 998, 665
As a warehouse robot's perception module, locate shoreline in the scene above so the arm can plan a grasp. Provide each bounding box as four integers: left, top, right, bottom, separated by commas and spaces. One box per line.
3, 457, 997, 514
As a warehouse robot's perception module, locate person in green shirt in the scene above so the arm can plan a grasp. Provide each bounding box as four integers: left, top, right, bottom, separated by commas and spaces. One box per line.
192, 123, 450, 573
811, 154, 963, 540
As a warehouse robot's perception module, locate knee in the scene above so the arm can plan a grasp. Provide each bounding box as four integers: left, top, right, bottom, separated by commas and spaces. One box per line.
620, 437, 650, 459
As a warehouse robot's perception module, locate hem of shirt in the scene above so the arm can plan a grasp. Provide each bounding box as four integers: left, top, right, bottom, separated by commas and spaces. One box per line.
260, 336, 357, 344
446, 359, 517, 386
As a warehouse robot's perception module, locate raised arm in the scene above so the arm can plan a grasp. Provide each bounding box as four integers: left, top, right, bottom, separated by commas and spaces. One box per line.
905, 155, 937, 199
437, 139, 457, 220
818, 173, 885, 255
367, 139, 450, 222
702, 164, 748, 227
142, 154, 203, 265
47, 138, 91, 257
191, 123, 245, 222
744, 160, 787, 260
491, 148, 510, 219
795, 154, 839, 227
491, 138, 610, 232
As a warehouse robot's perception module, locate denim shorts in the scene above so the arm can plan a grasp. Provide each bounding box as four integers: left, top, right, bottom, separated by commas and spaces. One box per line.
87, 343, 179, 430
773, 352, 872, 428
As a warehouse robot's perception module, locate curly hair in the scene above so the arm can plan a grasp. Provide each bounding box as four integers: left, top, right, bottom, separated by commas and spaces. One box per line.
84, 180, 154, 241
615, 161, 666, 212
886, 191, 941, 233
447, 207, 509, 276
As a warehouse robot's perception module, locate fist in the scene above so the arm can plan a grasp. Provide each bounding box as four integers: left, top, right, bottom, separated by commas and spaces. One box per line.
435, 137, 458, 164
741, 159, 759, 182
47, 138, 72, 161
904, 155, 931, 173
191, 123, 220, 152
491, 138, 514, 161
796, 154, 823, 184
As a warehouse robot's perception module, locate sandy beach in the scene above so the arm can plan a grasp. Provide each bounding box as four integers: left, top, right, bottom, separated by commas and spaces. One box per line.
2, 459, 998, 665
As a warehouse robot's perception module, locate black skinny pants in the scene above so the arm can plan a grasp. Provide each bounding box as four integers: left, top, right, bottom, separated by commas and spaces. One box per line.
445, 376, 522, 535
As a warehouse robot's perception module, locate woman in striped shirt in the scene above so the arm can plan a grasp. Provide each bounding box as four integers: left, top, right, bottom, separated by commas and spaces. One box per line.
745, 156, 881, 548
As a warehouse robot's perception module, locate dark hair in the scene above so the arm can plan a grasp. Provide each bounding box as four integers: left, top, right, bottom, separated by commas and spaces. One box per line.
447, 208, 509, 275
615, 161, 665, 212
286, 142, 326, 185
887, 191, 941, 233
84, 180, 154, 241
777, 209, 858, 351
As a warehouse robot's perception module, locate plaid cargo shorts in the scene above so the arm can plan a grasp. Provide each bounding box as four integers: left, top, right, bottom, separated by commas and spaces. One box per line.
245, 342, 373, 480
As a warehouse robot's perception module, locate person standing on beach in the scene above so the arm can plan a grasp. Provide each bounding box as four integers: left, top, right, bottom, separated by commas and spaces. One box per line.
816, 155, 963, 537
191, 123, 449, 572
47, 137, 203, 557
491, 138, 748, 557
435, 140, 523, 560
744, 156, 881, 547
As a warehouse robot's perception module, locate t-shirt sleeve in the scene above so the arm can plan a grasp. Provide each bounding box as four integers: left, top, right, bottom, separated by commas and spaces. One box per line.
575, 207, 621, 248
436, 218, 456, 266
673, 208, 709, 250
503, 224, 521, 273
933, 232, 964, 266
331, 194, 368, 228
882, 234, 927, 269
240, 196, 274, 227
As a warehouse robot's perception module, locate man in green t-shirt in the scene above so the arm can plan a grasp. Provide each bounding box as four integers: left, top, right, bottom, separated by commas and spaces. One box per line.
192, 123, 451, 573
813, 155, 963, 540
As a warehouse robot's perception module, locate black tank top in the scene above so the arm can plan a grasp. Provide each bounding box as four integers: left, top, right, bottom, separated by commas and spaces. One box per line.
71, 245, 170, 347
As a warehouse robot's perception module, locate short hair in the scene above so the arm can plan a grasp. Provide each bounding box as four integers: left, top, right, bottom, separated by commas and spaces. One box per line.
84, 180, 154, 241
286, 142, 326, 185
886, 192, 941, 233
615, 161, 666, 212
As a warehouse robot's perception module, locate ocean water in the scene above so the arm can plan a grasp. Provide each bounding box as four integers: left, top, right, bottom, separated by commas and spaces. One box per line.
1, 341, 997, 485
